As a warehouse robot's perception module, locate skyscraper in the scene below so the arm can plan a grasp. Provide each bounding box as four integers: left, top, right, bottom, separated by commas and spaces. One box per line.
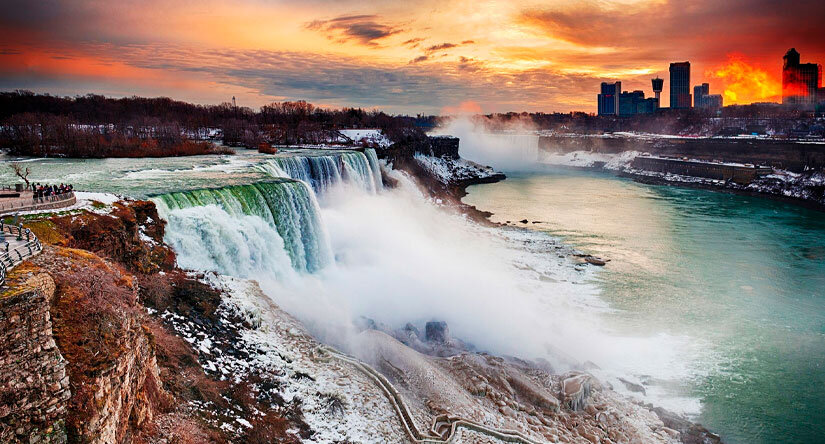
598, 82, 621, 116
669, 62, 691, 109
619, 90, 657, 116
694, 83, 723, 110
782, 48, 821, 106
651, 77, 663, 108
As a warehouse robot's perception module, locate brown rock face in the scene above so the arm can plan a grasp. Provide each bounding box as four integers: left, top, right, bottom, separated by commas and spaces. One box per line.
24, 247, 171, 444
50, 200, 175, 274
0, 274, 70, 444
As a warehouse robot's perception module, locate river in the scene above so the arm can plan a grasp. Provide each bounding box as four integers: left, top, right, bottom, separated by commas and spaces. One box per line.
4, 148, 824, 442
463, 167, 825, 444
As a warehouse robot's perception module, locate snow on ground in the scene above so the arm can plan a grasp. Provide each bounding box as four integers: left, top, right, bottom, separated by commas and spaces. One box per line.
414, 153, 500, 184
539, 150, 639, 170
75, 191, 120, 205
338, 129, 392, 148
161, 274, 407, 443
539, 150, 824, 206
12, 191, 124, 217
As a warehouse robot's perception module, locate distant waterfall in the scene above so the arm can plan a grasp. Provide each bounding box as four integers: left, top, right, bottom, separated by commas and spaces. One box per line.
153, 180, 332, 275
258, 149, 382, 193
434, 118, 540, 171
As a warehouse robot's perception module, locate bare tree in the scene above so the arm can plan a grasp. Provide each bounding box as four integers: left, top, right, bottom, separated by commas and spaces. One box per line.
10, 162, 31, 187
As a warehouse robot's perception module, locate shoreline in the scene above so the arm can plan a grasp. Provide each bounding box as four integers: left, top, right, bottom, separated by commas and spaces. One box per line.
619, 170, 825, 212
537, 152, 825, 212
448, 171, 725, 444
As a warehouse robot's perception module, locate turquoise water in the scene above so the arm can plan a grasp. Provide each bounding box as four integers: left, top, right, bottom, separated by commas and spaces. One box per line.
463, 168, 825, 444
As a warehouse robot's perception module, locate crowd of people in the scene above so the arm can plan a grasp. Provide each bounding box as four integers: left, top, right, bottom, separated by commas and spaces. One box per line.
31, 182, 73, 201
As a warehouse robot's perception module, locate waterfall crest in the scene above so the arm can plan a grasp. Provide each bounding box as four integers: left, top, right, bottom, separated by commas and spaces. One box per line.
257, 149, 382, 193
153, 180, 332, 274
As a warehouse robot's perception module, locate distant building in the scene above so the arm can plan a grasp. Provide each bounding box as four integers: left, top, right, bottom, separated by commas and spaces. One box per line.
694, 83, 723, 110
782, 48, 822, 106
651, 77, 664, 108
598, 82, 621, 116
669, 62, 692, 109
619, 90, 657, 116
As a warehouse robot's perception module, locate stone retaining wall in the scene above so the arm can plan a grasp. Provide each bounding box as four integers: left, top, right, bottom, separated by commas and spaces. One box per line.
538, 135, 825, 172
631, 156, 771, 184
0, 195, 77, 218
0, 276, 70, 444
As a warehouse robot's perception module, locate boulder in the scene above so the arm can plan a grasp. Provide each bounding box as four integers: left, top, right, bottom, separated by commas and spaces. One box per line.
425, 321, 450, 343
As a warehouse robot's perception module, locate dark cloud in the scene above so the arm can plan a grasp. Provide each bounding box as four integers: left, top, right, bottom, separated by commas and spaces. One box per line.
306, 14, 401, 46
425, 43, 458, 53
403, 38, 424, 48
409, 55, 428, 64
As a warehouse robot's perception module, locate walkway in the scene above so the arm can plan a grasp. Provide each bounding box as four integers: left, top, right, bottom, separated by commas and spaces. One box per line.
0, 188, 76, 216
0, 224, 43, 287
320, 345, 542, 444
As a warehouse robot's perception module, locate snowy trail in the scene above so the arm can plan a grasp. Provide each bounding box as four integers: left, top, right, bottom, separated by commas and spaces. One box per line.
320, 345, 542, 444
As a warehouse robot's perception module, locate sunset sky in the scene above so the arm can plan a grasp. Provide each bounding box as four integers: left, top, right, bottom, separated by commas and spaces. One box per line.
1, 0, 823, 114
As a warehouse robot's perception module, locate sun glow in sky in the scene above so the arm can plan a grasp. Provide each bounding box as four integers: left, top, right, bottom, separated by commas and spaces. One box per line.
0, 0, 823, 113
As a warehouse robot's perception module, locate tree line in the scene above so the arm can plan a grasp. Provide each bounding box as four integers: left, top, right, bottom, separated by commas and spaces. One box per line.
0, 91, 427, 157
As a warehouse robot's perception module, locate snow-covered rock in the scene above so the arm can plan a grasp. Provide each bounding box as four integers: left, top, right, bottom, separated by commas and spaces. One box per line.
339, 129, 392, 148
414, 153, 502, 185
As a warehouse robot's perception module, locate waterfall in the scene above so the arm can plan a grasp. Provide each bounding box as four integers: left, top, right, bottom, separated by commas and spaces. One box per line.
364, 148, 384, 191
152, 180, 332, 275
433, 118, 540, 171
257, 149, 382, 193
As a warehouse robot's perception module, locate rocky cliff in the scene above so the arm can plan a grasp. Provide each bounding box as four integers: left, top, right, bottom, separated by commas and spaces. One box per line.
1, 200, 314, 443
0, 275, 70, 444
377, 134, 505, 222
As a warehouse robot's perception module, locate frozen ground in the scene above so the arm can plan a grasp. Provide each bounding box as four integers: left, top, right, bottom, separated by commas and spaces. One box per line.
150, 271, 701, 443
540, 150, 825, 207
414, 153, 502, 184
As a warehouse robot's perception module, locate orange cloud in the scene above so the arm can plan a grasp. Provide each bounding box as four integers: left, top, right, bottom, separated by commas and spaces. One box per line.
707, 54, 782, 105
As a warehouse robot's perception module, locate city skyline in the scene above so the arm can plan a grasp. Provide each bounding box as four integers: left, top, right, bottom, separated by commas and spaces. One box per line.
0, 0, 823, 114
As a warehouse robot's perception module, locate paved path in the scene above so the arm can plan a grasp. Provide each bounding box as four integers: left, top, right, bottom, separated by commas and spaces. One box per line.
319, 346, 542, 444
0, 224, 43, 287
0, 190, 76, 216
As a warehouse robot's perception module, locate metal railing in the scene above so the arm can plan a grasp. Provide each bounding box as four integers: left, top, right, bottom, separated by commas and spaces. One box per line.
0, 191, 75, 213
0, 223, 43, 287
320, 345, 542, 444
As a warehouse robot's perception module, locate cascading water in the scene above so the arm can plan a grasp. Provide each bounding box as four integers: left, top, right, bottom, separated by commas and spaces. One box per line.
433, 118, 540, 171
152, 180, 332, 275
149, 160, 695, 420
257, 149, 382, 193
364, 148, 383, 191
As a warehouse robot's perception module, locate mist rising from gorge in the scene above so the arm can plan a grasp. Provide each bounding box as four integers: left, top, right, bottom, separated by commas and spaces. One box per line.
432, 116, 546, 172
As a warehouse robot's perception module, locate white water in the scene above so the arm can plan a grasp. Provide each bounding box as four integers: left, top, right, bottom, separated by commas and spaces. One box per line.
256, 149, 382, 194
158, 204, 298, 281
433, 118, 541, 171
153, 162, 698, 414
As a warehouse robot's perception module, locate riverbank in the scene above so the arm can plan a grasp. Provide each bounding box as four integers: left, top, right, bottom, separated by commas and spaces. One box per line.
540, 150, 825, 211
462, 169, 825, 444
